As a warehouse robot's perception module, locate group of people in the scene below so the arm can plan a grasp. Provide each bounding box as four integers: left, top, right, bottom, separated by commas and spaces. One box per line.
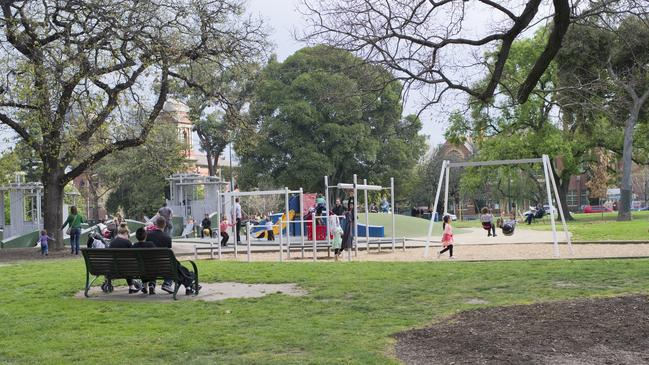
102, 216, 198, 296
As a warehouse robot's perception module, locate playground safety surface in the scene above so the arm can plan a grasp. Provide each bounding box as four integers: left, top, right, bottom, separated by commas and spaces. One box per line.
394, 295, 649, 365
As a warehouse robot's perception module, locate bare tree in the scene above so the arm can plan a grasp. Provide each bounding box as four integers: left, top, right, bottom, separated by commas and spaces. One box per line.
0, 0, 265, 249
299, 0, 632, 107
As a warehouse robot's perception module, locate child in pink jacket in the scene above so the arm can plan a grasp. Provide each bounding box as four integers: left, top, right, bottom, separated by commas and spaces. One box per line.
437, 215, 455, 259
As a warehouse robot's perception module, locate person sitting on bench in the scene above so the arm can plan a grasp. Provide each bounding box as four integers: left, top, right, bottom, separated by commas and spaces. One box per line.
108, 223, 140, 294
132, 227, 157, 295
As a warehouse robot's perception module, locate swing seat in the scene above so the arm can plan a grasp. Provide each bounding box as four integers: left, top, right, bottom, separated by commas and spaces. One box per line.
501, 222, 516, 236
481, 222, 492, 231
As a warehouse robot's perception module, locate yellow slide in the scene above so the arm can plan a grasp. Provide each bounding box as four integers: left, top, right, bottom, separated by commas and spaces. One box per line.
256, 210, 296, 238
273, 210, 296, 234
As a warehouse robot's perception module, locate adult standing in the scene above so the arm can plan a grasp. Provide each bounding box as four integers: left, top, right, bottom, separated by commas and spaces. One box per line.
232, 198, 242, 245
332, 198, 345, 217
158, 203, 174, 236
61, 206, 85, 255
341, 200, 355, 253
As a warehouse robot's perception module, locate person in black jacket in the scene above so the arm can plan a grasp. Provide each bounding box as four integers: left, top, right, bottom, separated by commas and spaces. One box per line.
147, 216, 172, 248
332, 198, 345, 217
132, 227, 156, 294
147, 216, 174, 293
201, 214, 212, 238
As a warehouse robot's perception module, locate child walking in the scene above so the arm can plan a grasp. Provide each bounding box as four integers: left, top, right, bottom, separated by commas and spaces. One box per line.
38, 229, 54, 256
437, 215, 454, 259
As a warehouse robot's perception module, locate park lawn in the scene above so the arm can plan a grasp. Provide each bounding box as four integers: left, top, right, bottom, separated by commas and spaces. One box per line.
1, 259, 649, 364
526, 211, 649, 241
451, 211, 649, 241
367, 213, 467, 237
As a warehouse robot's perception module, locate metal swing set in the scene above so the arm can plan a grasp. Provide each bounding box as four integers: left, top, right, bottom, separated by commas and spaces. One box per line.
423, 155, 573, 258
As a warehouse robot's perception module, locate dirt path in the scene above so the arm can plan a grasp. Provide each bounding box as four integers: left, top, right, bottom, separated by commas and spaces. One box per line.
394, 295, 649, 365
191, 243, 649, 262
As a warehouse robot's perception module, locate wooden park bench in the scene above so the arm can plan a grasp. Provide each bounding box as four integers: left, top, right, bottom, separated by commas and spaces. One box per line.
81, 248, 199, 300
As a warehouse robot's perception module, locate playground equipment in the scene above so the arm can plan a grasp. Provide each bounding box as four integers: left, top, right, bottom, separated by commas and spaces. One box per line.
325, 175, 396, 261
424, 155, 572, 258
220, 188, 302, 261
0, 181, 42, 243
165, 174, 227, 235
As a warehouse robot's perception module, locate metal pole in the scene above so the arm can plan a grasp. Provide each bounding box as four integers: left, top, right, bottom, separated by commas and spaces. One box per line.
285, 187, 290, 255
234, 210, 238, 260
444, 166, 450, 215
193, 245, 197, 260
246, 221, 251, 262
210, 242, 214, 259
544, 155, 573, 256
353, 174, 358, 258
36, 188, 41, 229
324, 176, 331, 249
218, 242, 222, 260
424, 161, 448, 258
391, 177, 396, 253
364, 178, 370, 253
312, 213, 317, 262
299, 188, 305, 249
542, 155, 560, 257
229, 144, 234, 192
216, 189, 221, 257
279, 220, 283, 262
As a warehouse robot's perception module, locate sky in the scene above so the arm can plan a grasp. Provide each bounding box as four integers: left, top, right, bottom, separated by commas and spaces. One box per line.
246, 0, 451, 148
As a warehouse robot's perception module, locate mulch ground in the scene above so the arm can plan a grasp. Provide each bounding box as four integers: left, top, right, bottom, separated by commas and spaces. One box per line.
394, 295, 649, 365
0, 247, 79, 262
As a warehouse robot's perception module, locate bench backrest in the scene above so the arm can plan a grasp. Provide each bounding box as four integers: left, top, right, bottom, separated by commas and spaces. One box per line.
81, 248, 179, 279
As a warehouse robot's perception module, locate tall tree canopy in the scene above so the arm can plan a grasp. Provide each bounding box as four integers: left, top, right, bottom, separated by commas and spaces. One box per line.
238, 46, 426, 195
445, 28, 603, 220
300, 0, 630, 106
555, 13, 649, 220
0, 0, 265, 248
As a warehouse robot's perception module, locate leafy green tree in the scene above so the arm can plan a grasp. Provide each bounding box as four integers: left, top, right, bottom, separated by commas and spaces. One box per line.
238, 46, 426, 196
555, 15, 649, 221
171, 62, 265, 176
446, 29, 603, 220
0, 0, 265, 249
97, 124, 185, 220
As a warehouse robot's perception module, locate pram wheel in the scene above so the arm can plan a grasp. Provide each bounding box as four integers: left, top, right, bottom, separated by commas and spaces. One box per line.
101, 281, 114, 293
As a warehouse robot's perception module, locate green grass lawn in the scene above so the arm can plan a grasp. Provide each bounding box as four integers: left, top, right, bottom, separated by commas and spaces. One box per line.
366, 213, 466, 237
525, 211, 649, 241
451, 211, 649, 241
1, 258, 649, 364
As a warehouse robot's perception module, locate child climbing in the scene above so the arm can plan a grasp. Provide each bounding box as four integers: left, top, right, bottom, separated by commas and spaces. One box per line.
220, 216, 233, 247
437, 215, 454, 259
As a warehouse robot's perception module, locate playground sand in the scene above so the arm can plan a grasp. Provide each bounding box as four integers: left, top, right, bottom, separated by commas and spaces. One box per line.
190, 243, 649, 262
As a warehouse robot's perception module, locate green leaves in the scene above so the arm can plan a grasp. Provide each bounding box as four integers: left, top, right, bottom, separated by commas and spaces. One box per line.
239, 46, 425, 195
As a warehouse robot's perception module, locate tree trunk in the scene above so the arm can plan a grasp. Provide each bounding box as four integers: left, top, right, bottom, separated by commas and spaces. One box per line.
206, 149, 215, 176
557, 175, 574, 221
617, 106, 638, 221
43, 172, 65, 250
